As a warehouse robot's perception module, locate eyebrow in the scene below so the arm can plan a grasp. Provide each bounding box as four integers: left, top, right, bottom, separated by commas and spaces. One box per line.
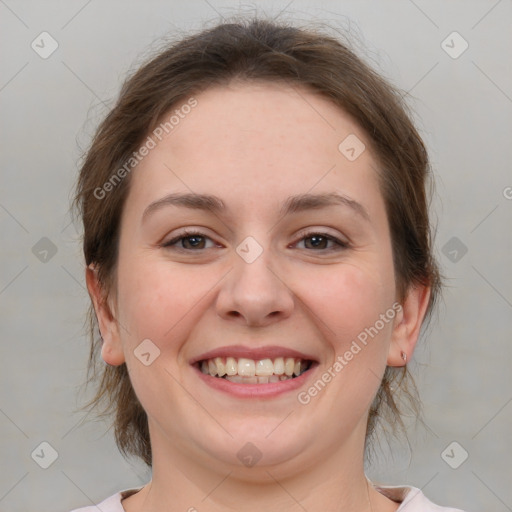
141, 191, 370, 223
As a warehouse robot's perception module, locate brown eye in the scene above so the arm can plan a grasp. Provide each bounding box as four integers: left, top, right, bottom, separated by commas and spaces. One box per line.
162, 230, 216, 251
304, 234, 330, 250
295, 232, 349, 251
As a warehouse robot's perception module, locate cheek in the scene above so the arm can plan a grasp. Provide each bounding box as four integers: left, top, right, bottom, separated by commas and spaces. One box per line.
114, 260, 209, 408
295, 260, 395, 346
296, 266, 396, 420
115, 257, 215, 348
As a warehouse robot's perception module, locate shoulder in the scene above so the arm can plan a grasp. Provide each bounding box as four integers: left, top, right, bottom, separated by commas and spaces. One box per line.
375, 483, 467, 512
68, 486, 143, 512
68, 483, 467, 512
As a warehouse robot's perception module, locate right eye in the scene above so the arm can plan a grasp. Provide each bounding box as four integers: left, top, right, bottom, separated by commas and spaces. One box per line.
161, 229, 219, 251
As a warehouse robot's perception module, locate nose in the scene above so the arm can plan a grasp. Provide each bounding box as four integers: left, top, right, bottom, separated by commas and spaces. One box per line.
215, 243, 295, 328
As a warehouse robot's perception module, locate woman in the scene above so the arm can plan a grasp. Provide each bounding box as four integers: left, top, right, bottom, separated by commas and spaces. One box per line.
70, 16, 466, 512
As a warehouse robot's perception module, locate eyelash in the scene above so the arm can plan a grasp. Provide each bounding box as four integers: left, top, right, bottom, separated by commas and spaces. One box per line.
161, 229, 349, 252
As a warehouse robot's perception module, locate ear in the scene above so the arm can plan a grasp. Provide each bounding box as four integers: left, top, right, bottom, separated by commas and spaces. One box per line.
387, 284, 431, 367
85, 264, 125, 366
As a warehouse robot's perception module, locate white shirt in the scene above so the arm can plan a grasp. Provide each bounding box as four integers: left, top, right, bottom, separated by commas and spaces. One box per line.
69, 484, 467, 511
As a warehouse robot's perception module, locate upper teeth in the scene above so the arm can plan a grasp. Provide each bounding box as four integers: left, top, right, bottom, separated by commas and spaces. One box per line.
200, 357, 307, 377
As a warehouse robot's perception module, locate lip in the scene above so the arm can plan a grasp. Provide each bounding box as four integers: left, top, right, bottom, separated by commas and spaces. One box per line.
190, 344, 318, 365
193, 361, 319, 398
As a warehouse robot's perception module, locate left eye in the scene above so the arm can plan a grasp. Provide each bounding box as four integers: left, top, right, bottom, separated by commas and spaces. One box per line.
293, 232, 348, 251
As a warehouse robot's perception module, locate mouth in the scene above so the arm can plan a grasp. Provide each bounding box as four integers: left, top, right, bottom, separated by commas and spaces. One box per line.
196, 356, 313, 384
190, 346, 318, 398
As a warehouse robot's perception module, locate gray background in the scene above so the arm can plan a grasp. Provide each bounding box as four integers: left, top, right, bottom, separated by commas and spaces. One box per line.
1, 1, 511, 511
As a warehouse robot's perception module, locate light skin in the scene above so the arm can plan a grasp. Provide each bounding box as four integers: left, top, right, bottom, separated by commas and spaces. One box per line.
86, 81, 430, 512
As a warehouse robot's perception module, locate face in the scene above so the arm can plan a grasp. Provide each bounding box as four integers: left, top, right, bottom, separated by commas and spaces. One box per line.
90, 81, 426, 477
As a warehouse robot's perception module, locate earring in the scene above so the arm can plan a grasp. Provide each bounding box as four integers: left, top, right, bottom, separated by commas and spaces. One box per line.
400, 351, 407, 363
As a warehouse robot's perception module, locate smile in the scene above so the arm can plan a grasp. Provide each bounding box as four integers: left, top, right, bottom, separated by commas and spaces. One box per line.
191, 345, 318, 397
199, 356, 312, 384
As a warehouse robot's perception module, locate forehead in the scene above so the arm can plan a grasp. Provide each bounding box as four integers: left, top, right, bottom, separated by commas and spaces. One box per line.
125, 81, 383, 221
165, 81, 366, 164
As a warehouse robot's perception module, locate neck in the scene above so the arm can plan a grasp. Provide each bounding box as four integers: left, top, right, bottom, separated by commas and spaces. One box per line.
122, 423, 399, 512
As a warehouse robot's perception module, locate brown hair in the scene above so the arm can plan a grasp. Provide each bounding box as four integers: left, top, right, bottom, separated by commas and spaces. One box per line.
73, 16, 442, 467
